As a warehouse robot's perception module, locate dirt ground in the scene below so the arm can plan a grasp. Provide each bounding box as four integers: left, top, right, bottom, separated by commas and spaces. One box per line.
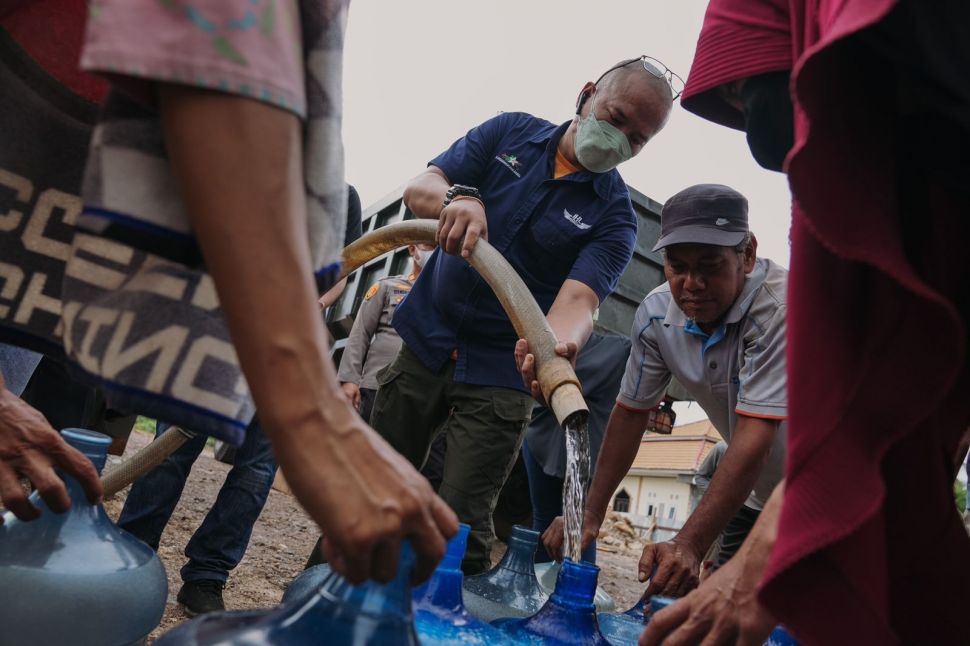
99, 431, 647, 642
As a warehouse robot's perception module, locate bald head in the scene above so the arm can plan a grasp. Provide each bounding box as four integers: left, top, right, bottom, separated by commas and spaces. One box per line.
595, 59, 674, 136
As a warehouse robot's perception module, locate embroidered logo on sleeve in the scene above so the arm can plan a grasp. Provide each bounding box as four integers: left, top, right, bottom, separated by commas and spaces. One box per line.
563, 209, 592, 230
364, 283, 380, 300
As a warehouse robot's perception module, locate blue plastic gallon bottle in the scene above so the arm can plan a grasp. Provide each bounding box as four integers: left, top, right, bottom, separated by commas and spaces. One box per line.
413, 523, 526, 645
0, 428, 168, 646
463, 525, 549, 621
536, 560, 616, 612
597, 597, 651, 646
492, 558, 611, 645
158, 542, 420, 645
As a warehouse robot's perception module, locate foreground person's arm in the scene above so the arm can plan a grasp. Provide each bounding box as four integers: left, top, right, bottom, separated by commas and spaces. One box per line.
640, 481, 784, 646
0, 369, 102, 522
639, 415, 778, 598
158, 85, 457, 584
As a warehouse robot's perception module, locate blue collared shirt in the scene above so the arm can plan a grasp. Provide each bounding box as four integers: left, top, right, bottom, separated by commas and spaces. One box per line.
394, 111, 637, 391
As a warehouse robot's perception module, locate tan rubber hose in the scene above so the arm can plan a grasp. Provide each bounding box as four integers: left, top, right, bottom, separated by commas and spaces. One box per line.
101, 219, 589, 493
101, 426, 195, 497
341, 219, 589, 427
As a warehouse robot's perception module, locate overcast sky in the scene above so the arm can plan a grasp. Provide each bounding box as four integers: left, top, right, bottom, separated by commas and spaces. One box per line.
342, 1, 795, 426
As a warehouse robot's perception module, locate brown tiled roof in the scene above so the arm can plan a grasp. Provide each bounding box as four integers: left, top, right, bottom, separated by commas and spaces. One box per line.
628, 420, 723, 474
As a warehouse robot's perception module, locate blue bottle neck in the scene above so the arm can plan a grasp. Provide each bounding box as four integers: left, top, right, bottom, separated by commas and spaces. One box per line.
496, 526, 540, 575
416, 568, 464, 613
549, 559, 598, 612
415, 523, 469, 613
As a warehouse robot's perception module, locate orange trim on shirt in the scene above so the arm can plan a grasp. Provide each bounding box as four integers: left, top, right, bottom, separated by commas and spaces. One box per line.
615, 400, 653, 414
554, 148, 581, 179
735, 409, 787, 421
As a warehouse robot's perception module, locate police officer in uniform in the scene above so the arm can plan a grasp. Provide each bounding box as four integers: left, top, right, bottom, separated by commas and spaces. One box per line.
338, 243, 434, 422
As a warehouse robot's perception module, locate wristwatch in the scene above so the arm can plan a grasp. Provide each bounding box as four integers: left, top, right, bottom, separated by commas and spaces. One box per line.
443, 184, 483, 207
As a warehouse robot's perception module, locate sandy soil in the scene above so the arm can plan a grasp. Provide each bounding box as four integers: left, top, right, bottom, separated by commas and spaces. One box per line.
100, 431, 647, 642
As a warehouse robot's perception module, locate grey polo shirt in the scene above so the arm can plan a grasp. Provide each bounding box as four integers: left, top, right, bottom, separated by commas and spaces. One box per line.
617, 257, 787, 510
337, 274, 414, 390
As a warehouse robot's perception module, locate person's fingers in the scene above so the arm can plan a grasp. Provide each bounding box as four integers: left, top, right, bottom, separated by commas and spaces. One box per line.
514, 339, 529, 371
410, 500, 452, 584
371, 540, 400, 584
461, 221, 482, 258
555, 341, 578, 360
21, 458, 71, 514
676, 571, 700, 598
445, 217, 466, 256
335, 543, 373, 585
638, 544, 658, 583
640, 599, 691, 646
0, 465, 39, 521
664, 567, 690, 599
643, 556, 673, 599
437, 214, 454, 252
430, 493, 460, 536
701, 616, 739, 646
662, 616, 713, 646
51, 442, 103, 505
530, 380, 543, 403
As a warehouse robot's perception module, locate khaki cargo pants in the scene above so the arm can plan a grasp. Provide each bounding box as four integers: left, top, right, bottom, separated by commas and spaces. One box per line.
370, 344, 534, 574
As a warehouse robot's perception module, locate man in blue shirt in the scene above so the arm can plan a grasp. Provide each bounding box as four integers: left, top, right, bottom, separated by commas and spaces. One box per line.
370, 57, 677, 572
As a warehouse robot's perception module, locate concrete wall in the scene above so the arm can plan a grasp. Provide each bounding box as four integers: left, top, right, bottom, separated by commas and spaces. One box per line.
612, 474, 692, 525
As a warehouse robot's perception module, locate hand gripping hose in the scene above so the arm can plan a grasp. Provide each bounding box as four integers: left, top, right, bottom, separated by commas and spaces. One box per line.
340, 219, 589, 427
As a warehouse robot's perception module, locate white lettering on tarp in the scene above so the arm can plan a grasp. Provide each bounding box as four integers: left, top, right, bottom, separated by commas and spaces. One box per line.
22, 188, 81, 261
13, 272, 61, 324
102, 311, 188, 392
190, 273, 219, 311
0, 262, 24, 319
67, 233, 134, 291
123, 255, 188, 301
172, 335, 243, 418
0, 168, 33, 233
71, 305, 119, 374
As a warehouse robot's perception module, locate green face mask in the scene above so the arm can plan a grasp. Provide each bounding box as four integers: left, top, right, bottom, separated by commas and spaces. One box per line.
574, 92, 633, 173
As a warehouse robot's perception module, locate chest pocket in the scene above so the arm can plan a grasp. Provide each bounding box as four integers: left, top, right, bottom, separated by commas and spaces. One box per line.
530, 212, 589, 256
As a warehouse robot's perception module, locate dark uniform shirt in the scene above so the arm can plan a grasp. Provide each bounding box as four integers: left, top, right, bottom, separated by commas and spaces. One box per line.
394, 112, 638, 391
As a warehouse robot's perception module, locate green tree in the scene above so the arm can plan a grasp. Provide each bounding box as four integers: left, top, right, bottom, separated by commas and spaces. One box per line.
955, 480, 967, 515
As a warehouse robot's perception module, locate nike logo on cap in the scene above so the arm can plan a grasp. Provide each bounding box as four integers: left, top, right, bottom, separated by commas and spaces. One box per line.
715, 218, 730, 226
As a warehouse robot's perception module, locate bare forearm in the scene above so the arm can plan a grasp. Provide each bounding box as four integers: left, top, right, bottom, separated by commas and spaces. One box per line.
587, 405, 652, 520
403, 168, 450, 219
159, 86, 344, 443
318, 277, 348, 309
547, 279, 597, 349
676, 417, 777, 555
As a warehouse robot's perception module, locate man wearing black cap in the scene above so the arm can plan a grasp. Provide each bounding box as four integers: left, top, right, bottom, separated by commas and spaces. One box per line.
542, 183, 788, 599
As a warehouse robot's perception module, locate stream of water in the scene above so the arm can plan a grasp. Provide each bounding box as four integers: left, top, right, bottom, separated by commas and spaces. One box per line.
562, 417, 591, 563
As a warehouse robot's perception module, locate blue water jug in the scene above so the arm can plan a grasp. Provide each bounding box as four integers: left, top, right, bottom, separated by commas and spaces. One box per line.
158, 542, 420, 644
536, 560, 616, 612
0, 428, 168, 646
597, 597, 650, 646
765, 625, 800, 645
492, 558, 611, 645
463, 525, 549, 621
413, 523, 526, 645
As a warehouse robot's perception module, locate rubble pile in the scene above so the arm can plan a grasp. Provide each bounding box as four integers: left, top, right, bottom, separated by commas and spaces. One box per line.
597, 512, 647, 553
